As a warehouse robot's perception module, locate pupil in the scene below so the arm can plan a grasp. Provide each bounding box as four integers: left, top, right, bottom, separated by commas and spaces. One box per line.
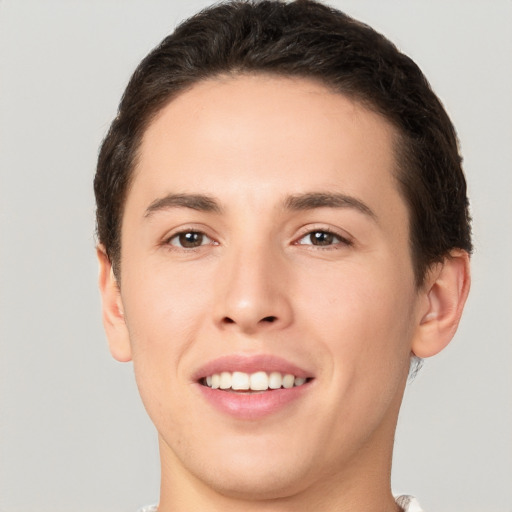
312, 231, 333, 246
180, 232, 203, 247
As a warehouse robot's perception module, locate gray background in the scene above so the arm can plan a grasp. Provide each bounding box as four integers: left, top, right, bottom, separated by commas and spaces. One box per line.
0, 1, 510, 511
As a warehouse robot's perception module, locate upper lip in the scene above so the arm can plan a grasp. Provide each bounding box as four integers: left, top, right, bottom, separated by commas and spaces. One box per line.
191, 354, 314, 382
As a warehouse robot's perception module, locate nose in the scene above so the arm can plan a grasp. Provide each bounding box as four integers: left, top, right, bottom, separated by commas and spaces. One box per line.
214, 242, 293, 334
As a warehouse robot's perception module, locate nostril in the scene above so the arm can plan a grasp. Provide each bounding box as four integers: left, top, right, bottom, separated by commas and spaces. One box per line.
220, 315, 277, 327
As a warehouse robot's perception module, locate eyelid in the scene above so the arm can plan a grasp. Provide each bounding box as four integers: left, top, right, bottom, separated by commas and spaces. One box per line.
293, 225, 354, 247
162, 224, 219, 249
168, 231, 213, 247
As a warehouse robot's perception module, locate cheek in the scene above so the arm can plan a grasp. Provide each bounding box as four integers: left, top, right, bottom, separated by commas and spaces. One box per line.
120, 261, 214, 398
294, 258, 416, 381
119, 273, 213, 445
123, 259, 212, 340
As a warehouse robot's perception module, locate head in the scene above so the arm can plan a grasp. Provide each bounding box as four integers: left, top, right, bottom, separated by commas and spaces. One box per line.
94, 0, 471, 507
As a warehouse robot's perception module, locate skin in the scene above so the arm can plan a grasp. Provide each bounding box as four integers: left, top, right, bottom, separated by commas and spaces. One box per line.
98, 75, 470, 512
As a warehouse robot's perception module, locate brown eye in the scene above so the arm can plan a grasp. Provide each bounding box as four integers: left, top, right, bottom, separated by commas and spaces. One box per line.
297, 230, 350, 247
309, 231, 335, 246
169, 231, 211, 248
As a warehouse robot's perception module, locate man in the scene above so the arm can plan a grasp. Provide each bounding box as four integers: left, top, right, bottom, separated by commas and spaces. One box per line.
94, 1, 471, 510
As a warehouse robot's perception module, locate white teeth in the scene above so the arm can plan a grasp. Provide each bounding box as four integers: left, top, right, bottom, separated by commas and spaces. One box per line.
203, 371, 308, 391
294, 377, 306, 386
268, 371, 282, 389
250, 371, 269, 391
219, 371, 232, 389
231, 371, 250, 390
282, 374, 295, 389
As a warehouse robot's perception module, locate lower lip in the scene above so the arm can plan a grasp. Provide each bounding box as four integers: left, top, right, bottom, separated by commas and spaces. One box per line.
196, 382, 312, 420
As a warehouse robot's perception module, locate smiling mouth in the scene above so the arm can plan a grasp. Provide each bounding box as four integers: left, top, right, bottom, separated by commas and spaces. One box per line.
200, 370, 311, 392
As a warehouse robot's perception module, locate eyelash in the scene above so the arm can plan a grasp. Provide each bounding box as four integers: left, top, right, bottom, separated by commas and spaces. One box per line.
294, 228, 353, 249
164, 227, 352, 251
165, 229, 216, 250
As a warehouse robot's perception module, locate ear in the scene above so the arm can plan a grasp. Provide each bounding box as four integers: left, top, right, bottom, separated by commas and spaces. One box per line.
96, 245, 132, 362
412, 250, 471, 358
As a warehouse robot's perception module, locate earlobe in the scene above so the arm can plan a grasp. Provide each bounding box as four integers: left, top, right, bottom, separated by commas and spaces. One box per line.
96, 245, 132, 362
412, 250, 471, 358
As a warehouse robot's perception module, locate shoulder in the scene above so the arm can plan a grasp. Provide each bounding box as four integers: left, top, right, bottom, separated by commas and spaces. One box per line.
137, 506, 158, 512
395, 495, 424, 512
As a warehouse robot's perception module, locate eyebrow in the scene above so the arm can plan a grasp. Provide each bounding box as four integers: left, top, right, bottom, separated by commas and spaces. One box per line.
143, 191, 376, 220
284, 192, 377, 220
144, 193, 222, 217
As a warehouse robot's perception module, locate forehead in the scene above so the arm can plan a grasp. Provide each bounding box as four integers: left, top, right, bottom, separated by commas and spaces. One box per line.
128, 74, 406, 225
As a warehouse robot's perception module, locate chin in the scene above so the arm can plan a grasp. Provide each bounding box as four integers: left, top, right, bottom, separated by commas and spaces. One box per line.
196, 458, 314, 501
168, 432, 320, 501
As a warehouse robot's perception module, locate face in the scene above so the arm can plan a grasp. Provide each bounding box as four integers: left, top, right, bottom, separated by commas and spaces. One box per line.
111, 75, 426, 499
